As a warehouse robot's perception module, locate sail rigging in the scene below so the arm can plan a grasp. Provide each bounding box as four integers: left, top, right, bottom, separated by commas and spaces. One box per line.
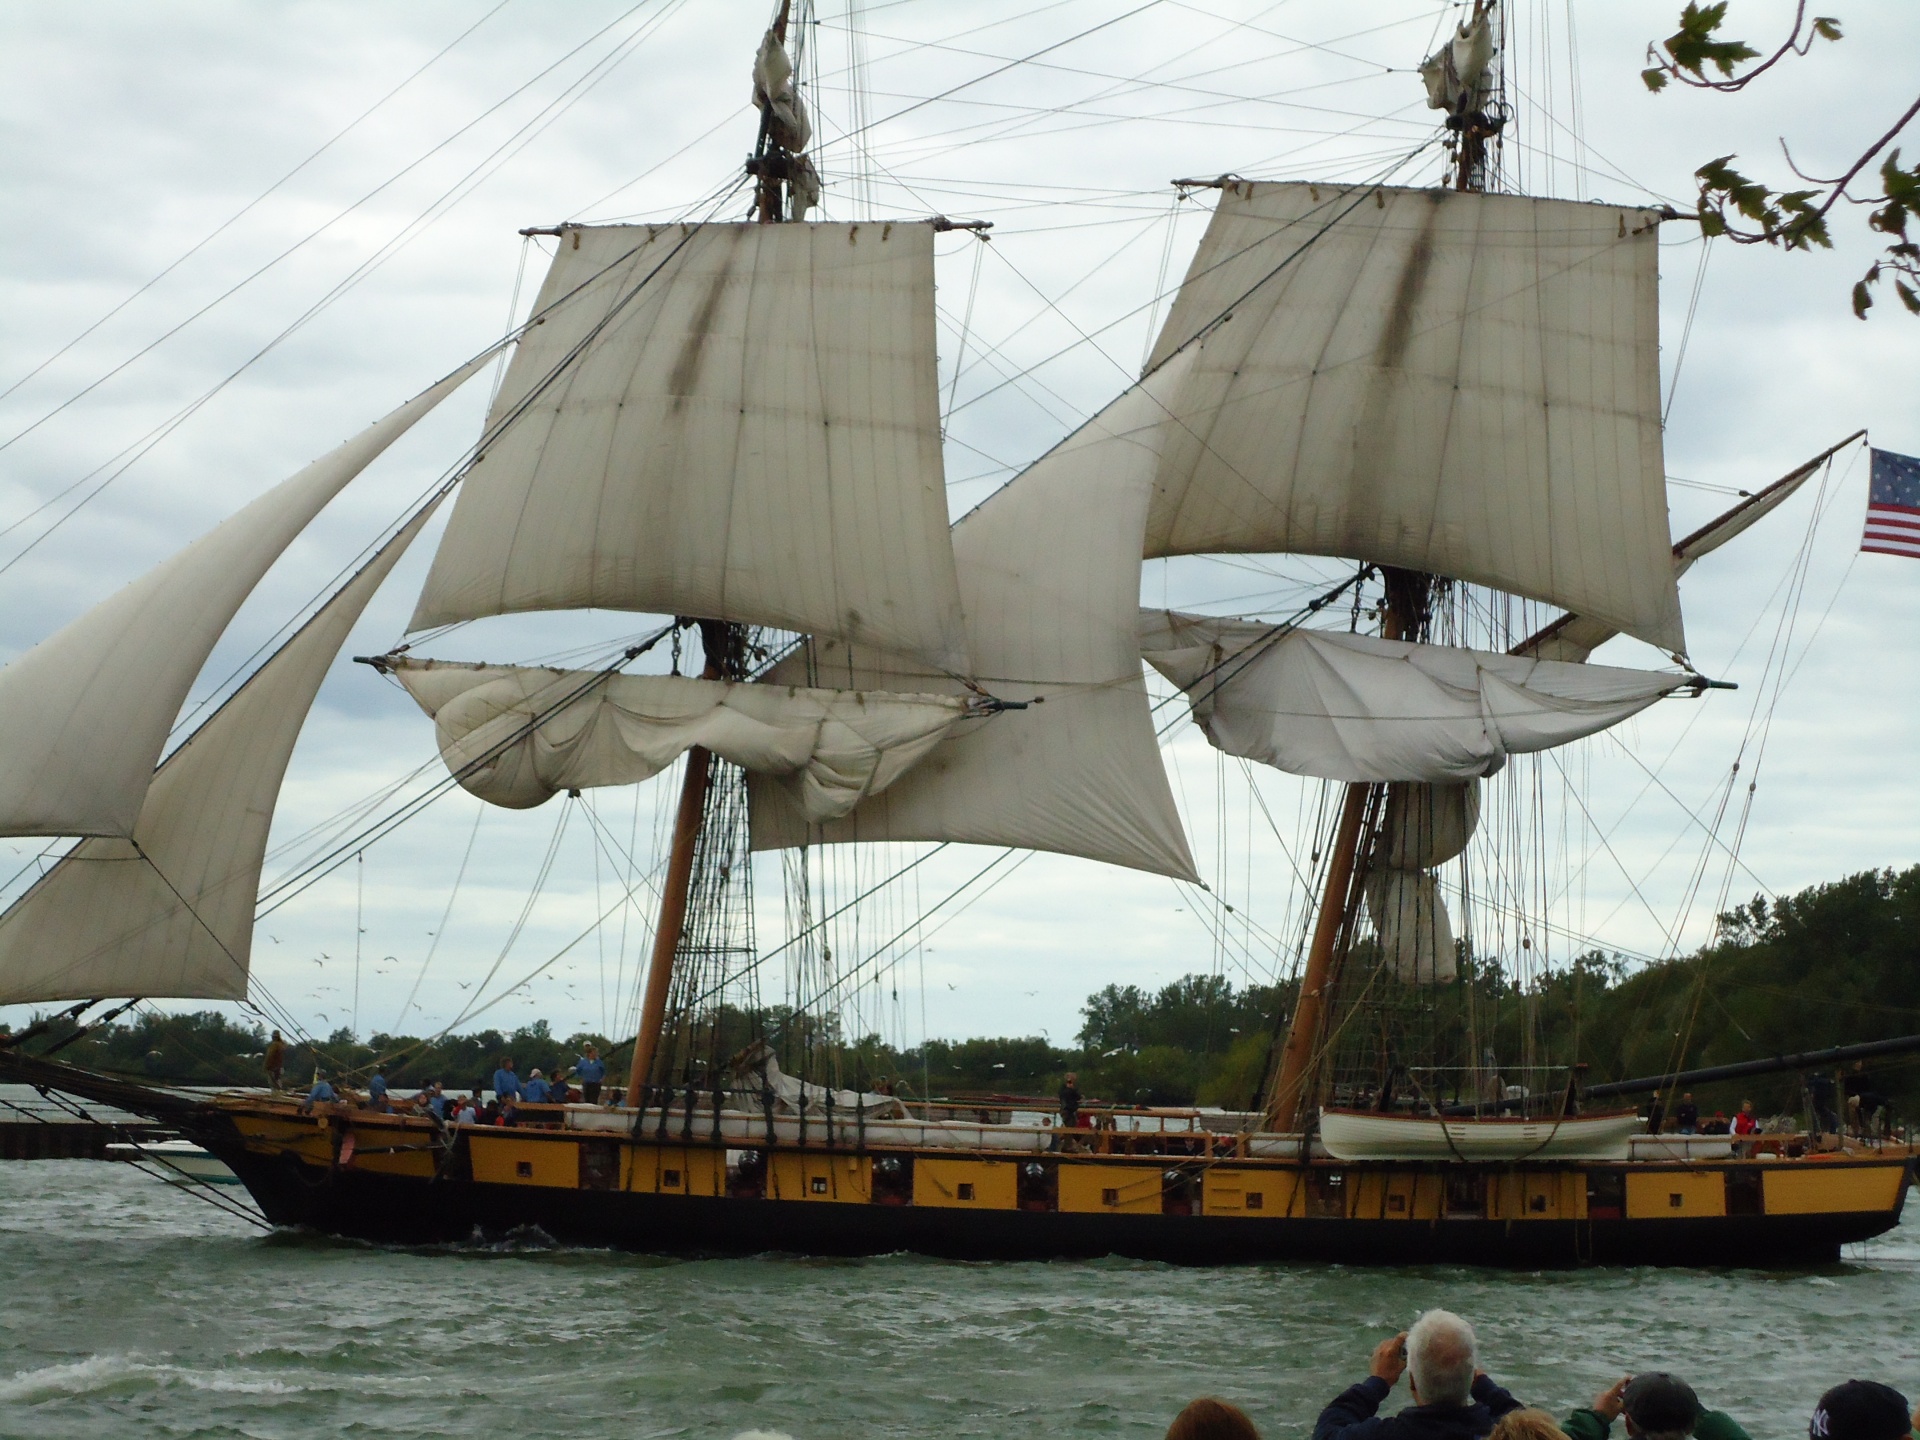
409, 220, 971, 674
1141, 180, 1686, 657
0, 500, 444, 1004
0, 355, 491, 841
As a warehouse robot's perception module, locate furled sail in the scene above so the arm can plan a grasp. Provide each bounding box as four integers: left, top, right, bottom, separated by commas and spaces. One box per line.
750, 359, 1200, 881
1141, 612, 1690, 784
1142, 181, 1686, 656
385, 660, 970, 823
1517, 456, 1821, 662
1367, 782, 1476, 986
0, 355, 490, 840
410, 221, 971, 674
0, 502, 441, 1004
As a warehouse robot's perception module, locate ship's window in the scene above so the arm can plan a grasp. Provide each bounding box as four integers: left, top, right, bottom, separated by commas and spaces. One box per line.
1669, 1191, 1684, 1209
1529, 1193, 1548, 1213
663, 1169, 682, 1188
1387, 1193, 1406, 1213
956, 1182, 975, 1201
1102, 1187, 1119, 1207
1726, 1169, 1762, 1216
1246, 1191, 1265, 1211
515, 1160, 533, 1179
811, 1175, 829, 1195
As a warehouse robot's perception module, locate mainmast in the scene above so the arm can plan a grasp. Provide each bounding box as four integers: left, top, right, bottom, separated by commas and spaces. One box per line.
1261, 10, 1502, 1133
625, 7, 808, 1101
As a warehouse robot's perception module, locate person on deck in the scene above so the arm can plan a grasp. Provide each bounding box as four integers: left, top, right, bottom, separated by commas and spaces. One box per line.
1675, 1094, 1700, 1135
1731, 1101, 1758, 1137
523, 1069, 551, 1104
1563, 1372, 1752, 1440
498, 1095, 520, 1127
367, 1067, 389, 1112
263, 1030, 287, 1090
1059, 1072, 1083, 1129
455, 1094, 480, 1124
1808, 1380, 1913, 1440
300, 1075, 338, 1114
574, 1045, 607, 1104
491, 1056, 520, 1103
421, 1081, 447, 1121
1312, 1309, 1521, 1440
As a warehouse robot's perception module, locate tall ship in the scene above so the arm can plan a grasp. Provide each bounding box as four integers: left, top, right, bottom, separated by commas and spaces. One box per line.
0, 2, 1908, 1265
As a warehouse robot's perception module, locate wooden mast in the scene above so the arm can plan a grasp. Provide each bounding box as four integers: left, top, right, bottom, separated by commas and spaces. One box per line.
1265, 19, 1498, 1132
625, 656, 719, 1100
627, 9, 797, 1101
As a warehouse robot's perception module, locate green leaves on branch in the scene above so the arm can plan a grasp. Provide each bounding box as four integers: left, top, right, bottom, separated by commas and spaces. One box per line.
1642, 2, 1762, 91
1642, 2, 1839, 92
1645, 5, 1918, 318
1694, 156, 1830, 250
1855, 149, 1920, 316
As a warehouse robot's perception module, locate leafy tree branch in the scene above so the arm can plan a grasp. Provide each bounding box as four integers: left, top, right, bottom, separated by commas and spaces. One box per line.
1644, 3, 1919, 317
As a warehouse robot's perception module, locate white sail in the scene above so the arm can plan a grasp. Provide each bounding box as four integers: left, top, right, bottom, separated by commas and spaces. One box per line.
1518, 458, 1819, 662
1365, 868, 1456, 984
1141, 612, 1690, 784
1143, 181, 1685, 655
0, 356, 490, 839
411, 221, 971, 674
0, 502, 440, 1004
750, 359, 1200, 881
386, 660, 970, 823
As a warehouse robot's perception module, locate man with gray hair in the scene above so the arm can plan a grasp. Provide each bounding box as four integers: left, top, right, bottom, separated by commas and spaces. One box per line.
1313, 1310, 1523, 1440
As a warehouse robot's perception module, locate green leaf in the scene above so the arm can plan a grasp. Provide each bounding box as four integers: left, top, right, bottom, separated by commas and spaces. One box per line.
1698, 208, 1728, 238
1898, 280, 1920, 315
1642, 66, 1671, 92
1852, 280, 1873, 318
1664, 2, 1763, 79
1811, 17, 1842, 42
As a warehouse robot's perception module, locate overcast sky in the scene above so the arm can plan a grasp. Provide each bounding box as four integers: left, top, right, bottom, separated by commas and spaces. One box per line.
1, 1, 1915, 1052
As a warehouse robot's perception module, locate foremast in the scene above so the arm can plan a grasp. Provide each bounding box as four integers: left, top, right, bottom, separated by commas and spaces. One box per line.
627, 4, 807, 1101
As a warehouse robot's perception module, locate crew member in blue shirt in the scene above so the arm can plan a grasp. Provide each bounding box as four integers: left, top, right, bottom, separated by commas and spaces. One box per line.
367, 1067, 389, 1111
422, 1081, 447, 1120
574, 1044, 607, 1104
523, 1069, 551, 1104
300, 1075, 338, 1114
491, 1056, 521, 1102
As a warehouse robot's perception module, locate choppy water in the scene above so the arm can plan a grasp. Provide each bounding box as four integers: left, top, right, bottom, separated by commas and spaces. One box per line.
2, 1161, 1917, 1439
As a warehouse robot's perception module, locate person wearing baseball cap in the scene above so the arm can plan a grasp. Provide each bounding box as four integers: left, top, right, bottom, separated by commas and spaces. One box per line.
1563, 1372, 1753, 1440
1809, 1381, 1914, 1440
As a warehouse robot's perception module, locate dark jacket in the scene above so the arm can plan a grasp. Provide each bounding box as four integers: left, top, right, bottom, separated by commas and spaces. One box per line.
1564, 1408, 1754, 1440
1314, 1374, 1522, 1440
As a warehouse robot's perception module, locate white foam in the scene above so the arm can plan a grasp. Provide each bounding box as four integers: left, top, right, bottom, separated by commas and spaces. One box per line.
0, 1353, 155, 1403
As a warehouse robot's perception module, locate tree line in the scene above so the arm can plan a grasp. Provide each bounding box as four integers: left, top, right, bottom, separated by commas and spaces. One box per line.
12, 865, 1917, 1122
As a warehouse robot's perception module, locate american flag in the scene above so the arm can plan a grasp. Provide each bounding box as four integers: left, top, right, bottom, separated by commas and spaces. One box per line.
1863, 448, 1920, 559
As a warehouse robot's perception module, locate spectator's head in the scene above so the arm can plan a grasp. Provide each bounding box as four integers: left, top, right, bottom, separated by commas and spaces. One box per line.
584, 1044, 598, 1056
1621, 1374, 1701, 1440
1406, 1310, 1477, 1408
1166, 1398, 1261, 1440
1065, 1072, 1079, 1086
1810, 1381, 1912, 1440
1491, 1411, 1572, 1440
501, 1055, 513, 1069
530, 1068, 543, 1079
1741, 1100, 1754, 1113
